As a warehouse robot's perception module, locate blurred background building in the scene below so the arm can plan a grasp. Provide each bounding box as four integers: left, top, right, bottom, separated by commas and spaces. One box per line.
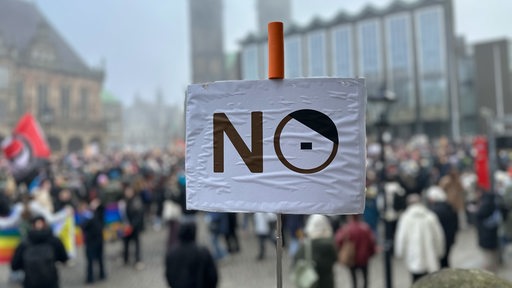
189, 0, 225, 83
123, 90, 184, 151
0, 0, 106, 153
241, 0, 461, 140
474, 39, 512, 133
101, 91, 123, 150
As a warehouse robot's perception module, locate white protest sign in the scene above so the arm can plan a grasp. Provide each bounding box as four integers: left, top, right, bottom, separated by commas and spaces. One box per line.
186, 78, 366, 214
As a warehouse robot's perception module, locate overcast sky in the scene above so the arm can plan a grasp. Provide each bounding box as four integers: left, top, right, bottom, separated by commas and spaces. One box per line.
34, 0, 512, 108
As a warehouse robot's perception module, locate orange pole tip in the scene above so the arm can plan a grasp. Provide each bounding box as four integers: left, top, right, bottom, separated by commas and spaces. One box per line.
268, 22, 284, 79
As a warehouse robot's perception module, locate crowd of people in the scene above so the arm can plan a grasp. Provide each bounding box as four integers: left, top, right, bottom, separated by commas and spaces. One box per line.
0, 135, 511, 287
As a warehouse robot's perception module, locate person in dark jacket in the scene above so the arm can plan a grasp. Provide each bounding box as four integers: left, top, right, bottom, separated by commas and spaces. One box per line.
224, 213, 240, 254
335, 214, 377, 288
11, 216, 69, 288
427, 186, 459, 268
165, 222, 218, 288
475, 190, 500, 272
120, 183, 145, 270
77, 199, 106, 284
294, 215, 337, 288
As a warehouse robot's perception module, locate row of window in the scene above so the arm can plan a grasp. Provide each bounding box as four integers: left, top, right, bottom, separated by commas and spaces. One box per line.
242, 5, 448, 108
15, 82, 90, 120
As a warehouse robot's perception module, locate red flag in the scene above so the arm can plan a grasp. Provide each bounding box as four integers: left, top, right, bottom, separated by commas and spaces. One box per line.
1, 113, 51, 184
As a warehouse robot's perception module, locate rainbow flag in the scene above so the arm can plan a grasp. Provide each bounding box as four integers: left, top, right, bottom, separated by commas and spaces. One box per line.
0, 228, 21, 264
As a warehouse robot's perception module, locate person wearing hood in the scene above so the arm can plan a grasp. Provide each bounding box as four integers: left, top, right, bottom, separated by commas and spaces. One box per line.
293, 214, 337, 288
165, 222, 218, 288
11, 216, 69, 288
395, 194, 445, 283
426, 186, 459, 268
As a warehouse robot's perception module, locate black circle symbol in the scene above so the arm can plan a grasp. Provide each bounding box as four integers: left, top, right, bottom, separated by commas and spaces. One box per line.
273, 109, 339, 174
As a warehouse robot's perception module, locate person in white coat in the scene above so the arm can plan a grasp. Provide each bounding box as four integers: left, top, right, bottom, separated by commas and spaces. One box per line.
253, 212, 276, 260
394, 194, 445, 283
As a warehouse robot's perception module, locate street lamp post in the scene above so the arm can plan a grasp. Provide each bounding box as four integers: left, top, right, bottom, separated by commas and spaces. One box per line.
369, 91, 395, 288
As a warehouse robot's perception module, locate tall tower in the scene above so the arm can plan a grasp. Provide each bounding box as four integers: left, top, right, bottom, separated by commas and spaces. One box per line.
189, 0, 225, 83
257, 0, 291, 34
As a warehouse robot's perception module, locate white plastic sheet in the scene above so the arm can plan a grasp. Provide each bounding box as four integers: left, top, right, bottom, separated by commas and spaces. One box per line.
186, 78, 366, 214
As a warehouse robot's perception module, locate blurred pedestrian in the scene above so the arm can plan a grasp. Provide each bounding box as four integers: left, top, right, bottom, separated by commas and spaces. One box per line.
395, 194, 445, 283
206, 212, 228, 261
427, 186, 458, 268
54, 189, 73, 212
254, 212, 276, 261
335, 214, 377, 288
165, 222, 218, 288
224, 213, 240, 254
285, 214, 305, 257
439, 168, 466, 225
11, 216, 69, 288
474, 190, 500, 272
77, 199, 106, 284
293, 214, 337, 288
119, 183, 145, 270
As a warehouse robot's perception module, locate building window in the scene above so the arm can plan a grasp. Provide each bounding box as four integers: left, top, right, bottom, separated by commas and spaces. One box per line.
242, 44, 259, 80
60, 85, 70, 119
420, 78, 446, 106
285, 35, 302, 78
358, 19, 381, 76
416, 6, 445, 74
16, 81, 24, 116
386, 13, 411, 71
80, 87, 88, 120
332, 25, 353, 77
37, 84, 48, 116
308, 30, 326, 76
386, 13, 414, 108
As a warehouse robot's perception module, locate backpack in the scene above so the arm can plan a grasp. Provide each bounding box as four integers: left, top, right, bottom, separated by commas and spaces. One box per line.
338, 235, 356, 267
23, 241, 57, 287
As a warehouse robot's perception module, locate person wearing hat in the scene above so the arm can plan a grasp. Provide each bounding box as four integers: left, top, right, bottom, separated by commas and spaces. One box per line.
426, 186, 459, 268
11, 216, 69, 288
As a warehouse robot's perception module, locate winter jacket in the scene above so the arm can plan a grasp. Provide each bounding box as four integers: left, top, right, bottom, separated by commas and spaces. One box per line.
254, 213, 276, 236
335, 221, 376, 267
294, 238, 337, 288
11, 228, 69, 288
120, 196, 144, 233
394, 203, 445, 273
206, 212, 229, 235
439, 175, 465, 212
165, 222, 218, 288
429, 202, 459, 251
476, 193, 499, 250
78, 206, 105, 247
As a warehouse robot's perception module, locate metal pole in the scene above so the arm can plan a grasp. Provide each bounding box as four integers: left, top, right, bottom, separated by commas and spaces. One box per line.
268, 21, 285, 288
276, 213, 283, 288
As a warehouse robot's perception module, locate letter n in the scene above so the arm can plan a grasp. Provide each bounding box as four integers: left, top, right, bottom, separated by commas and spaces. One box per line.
213, 112, 263, 173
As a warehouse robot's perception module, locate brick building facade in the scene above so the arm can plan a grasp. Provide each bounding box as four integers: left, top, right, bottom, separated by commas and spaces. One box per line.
0, 0, 106, 153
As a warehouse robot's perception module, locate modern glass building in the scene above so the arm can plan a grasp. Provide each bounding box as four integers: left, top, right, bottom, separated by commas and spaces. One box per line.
240, 0, 459, 139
